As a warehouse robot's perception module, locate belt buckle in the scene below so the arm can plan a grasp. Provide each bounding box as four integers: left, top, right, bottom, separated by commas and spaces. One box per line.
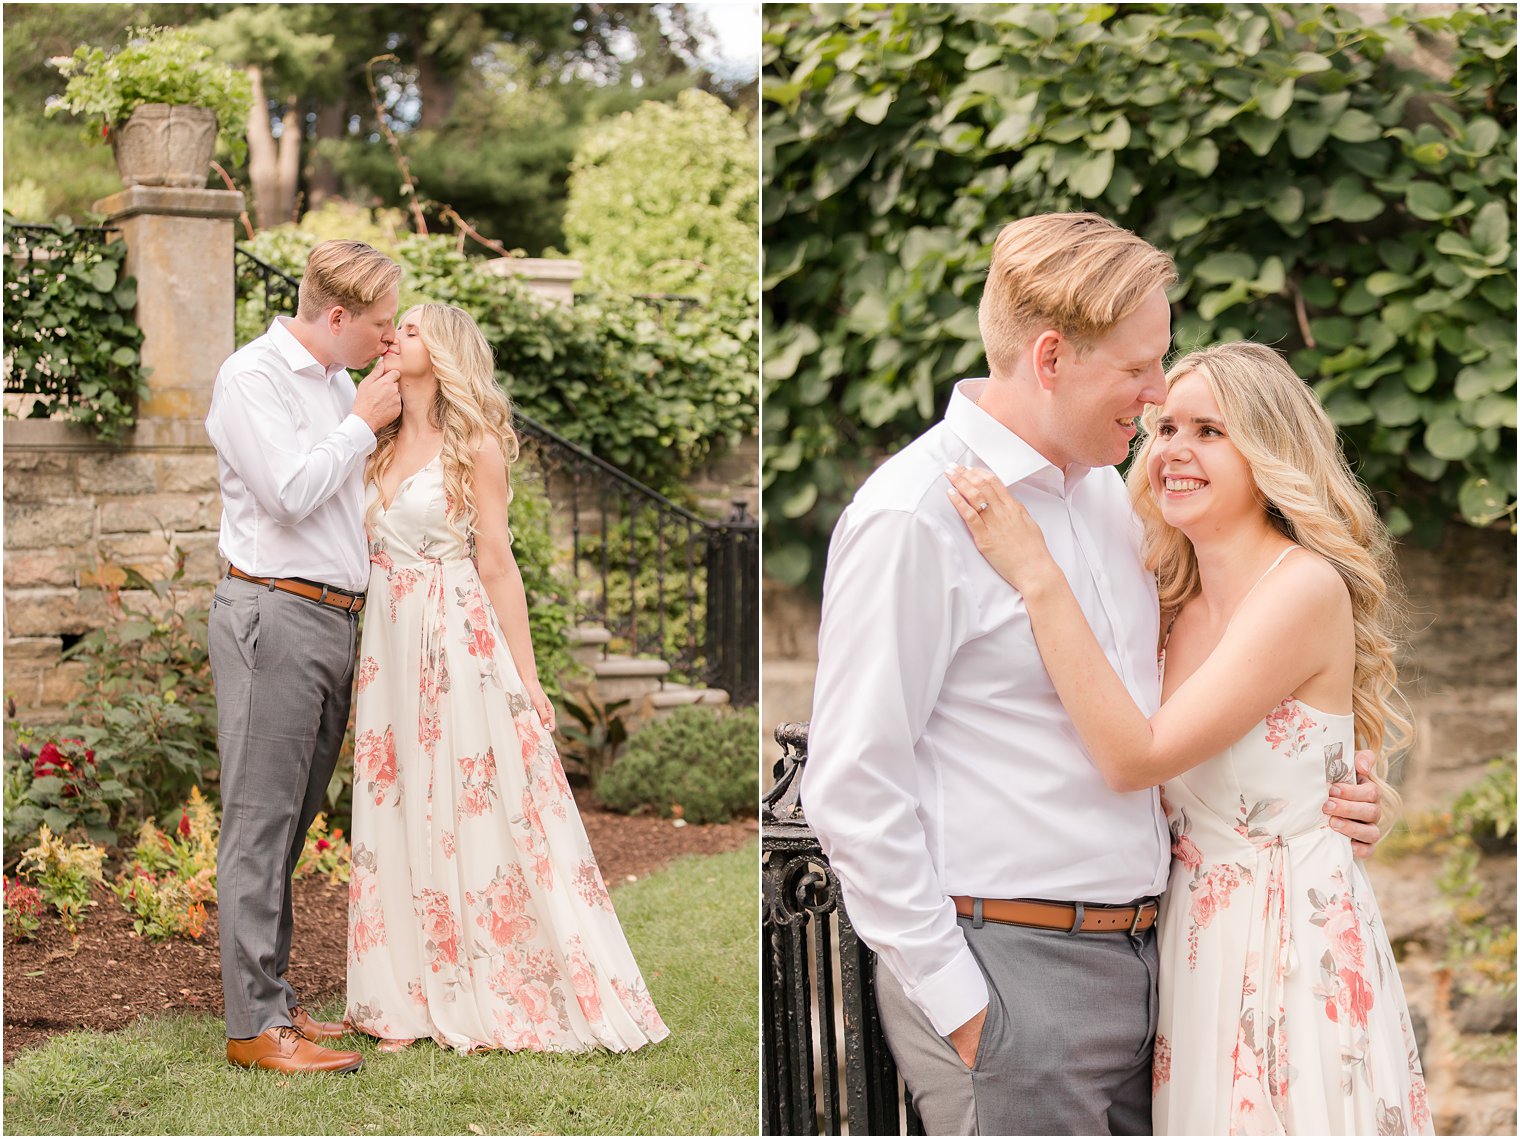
1129, 898, 1157, 936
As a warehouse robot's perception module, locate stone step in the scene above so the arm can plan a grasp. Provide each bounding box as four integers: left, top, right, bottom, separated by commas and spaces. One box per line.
649, 683, 730, 712
591, 653, 670, 703
566, 624, 612, 667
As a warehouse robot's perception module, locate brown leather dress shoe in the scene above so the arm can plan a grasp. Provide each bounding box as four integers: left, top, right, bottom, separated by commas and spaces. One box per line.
289, 1004, 347, 1042
226, 1025, 363, 1073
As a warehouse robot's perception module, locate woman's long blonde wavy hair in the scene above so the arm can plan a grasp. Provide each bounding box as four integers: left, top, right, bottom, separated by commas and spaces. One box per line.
365, 303, 519, 546
1126, 341, 1410, 817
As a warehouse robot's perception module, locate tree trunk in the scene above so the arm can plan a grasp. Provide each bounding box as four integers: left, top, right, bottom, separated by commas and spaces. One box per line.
415, 43, 456, 129
305, 101, 346, 210
245, 65, 279, 231
275, 97, 302, 224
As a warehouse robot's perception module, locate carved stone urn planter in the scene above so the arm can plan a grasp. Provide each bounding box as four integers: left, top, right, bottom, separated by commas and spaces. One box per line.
110, 104, 218, 188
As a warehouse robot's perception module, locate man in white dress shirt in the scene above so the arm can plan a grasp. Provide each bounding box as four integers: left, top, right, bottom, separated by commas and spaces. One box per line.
802, 214, 1383, 1134
205, 240, 402, 1073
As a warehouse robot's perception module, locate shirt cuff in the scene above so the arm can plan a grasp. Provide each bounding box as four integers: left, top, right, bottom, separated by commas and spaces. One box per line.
906, 943, 990, 1037
340, 413, 378, 453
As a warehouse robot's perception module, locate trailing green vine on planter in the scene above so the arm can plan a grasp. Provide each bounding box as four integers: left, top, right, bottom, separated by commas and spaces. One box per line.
762, 3, 1517, 586
2, 218, 148, 441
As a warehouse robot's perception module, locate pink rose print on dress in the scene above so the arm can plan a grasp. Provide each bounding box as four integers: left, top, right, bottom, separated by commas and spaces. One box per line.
1187, 863, 1250, 970
369, 542, 394, 571
1408, 1073, 1431, 1132
407, 978, 427, 1006
354, 726, 398, 806
356, 656, 380, 693
386, 565, 423, 622
565, 936, 604, 1025
440, 830, 456, 860
465, 864, 537, 948
1173, 831, 1204, 872
347, 846, 386, 964
454, 584, 502, 687
1153, 1032, 1171, 1093
515, 788, 555, 889
1263, 699, 1317, 753
1322, 896, 1367, 972
457, 747, 500, 817
415, 887, 463, 973
573, 858, 615, 912
611, 976, 667, 1036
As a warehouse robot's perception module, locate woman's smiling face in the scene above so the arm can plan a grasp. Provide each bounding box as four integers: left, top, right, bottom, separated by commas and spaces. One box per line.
1145, 370, 1261, 534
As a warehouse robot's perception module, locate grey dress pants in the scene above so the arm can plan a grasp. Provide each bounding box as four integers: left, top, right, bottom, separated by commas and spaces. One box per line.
210, 574, 359, 1039
875, 912, 1159, 1135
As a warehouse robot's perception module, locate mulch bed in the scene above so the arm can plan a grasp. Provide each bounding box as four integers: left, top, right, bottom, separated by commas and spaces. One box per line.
3, 787, 756, 1064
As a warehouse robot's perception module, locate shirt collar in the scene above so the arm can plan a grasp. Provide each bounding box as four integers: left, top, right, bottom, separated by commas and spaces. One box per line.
944, 379, 1093, 491
269, 316, 348, 382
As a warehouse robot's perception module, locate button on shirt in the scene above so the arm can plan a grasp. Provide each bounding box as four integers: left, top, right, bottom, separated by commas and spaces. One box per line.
205, 317, 376, 592
801, 379, 1171, 1037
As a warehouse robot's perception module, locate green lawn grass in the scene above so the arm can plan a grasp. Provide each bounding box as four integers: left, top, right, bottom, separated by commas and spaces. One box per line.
3, 844, 758, 1136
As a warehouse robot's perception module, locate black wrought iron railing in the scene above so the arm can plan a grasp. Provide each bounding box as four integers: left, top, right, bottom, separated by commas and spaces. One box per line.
3, 222, 121, 401
763, 722, 922, 1136
232, 247, 758, 704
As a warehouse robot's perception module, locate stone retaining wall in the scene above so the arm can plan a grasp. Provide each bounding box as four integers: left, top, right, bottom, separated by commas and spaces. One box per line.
4, 418, 222, 718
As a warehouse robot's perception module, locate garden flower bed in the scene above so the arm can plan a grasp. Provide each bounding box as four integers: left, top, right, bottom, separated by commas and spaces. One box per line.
4, 784, 755, 1063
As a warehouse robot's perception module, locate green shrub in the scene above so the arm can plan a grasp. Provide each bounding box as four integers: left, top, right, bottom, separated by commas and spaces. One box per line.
505, 476, 580, 707
596, 703, 759, 824
62, 551, 219, 826
763, 3, 1517, 585
565, 88, 760, 310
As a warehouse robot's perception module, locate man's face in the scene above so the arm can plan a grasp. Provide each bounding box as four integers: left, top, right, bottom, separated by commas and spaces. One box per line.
332, 284, 399, 369
1046, 285, 1172, 469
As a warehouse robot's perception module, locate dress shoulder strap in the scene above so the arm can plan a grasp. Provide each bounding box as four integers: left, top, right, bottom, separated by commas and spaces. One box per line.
1238, 544, 1302, 610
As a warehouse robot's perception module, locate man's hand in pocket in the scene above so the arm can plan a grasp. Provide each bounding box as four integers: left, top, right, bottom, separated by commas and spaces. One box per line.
948, 1004, 988, 1069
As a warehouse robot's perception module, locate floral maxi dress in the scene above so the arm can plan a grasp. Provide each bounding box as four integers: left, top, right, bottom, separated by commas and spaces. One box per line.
345, 458, 669, 1053
1152, 696, 1430, 1135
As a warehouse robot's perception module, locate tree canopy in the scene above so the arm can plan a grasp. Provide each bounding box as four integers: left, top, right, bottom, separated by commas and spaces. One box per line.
4, 2, 742, 254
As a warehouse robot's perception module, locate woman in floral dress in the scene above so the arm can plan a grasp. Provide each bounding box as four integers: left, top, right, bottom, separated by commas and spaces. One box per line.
344, 303, 668, 1055
946, 342, 1429, 1135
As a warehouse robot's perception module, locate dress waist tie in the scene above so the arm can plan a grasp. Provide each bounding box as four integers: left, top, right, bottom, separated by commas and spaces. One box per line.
1230, 834, 1297, 1132
418, 558, 447, 877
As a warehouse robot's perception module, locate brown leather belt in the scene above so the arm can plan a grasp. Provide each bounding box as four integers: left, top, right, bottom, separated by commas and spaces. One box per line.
952, 895, 1158, 935
228, 566, 365, 614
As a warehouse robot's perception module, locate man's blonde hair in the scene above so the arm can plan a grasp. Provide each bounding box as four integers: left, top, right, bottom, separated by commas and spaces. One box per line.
978, 213, 1177, 376
297, 239, 402, 320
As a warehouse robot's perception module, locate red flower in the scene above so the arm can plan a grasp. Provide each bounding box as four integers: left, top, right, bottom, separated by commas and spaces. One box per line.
178, 811, 192, 838
84, 749, 96, 766
316, 838, 331, 852
35, 741, 62, 776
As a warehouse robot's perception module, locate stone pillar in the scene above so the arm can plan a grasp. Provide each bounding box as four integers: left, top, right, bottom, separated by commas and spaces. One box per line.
4, 188, 240, 721
91, 186, 244, 420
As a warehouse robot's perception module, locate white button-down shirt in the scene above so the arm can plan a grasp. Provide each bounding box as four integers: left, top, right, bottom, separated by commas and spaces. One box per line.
802, 379, 1171, 1036
205, 317, 376, 592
